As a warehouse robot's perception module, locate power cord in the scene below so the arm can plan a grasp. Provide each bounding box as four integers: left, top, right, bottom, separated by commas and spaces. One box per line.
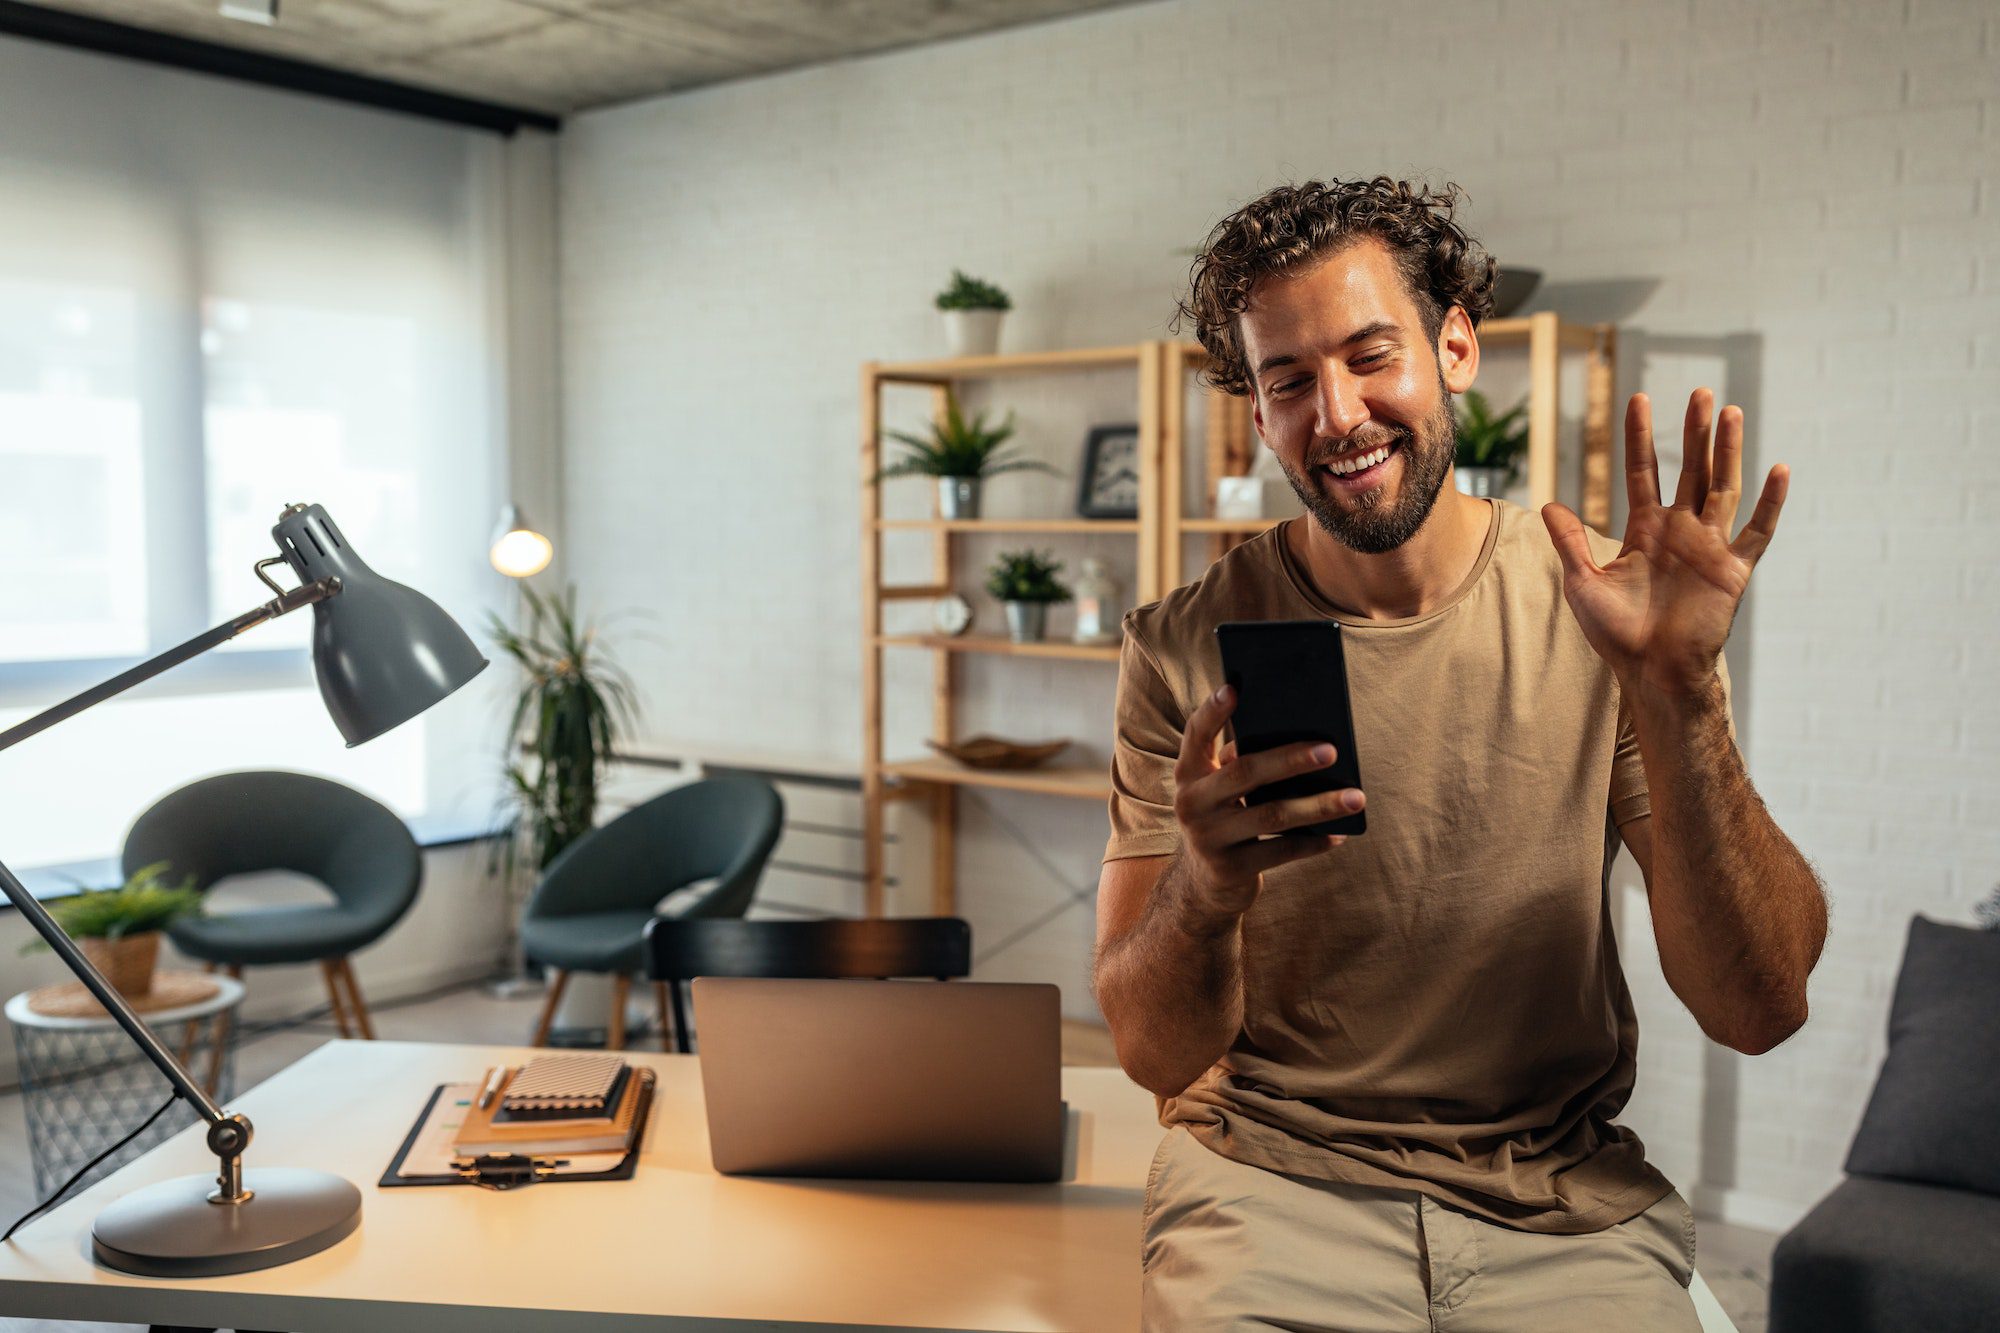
1, 1088, 183, 1243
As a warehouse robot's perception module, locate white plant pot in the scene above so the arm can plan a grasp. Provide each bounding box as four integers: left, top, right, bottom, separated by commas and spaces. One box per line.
1455, 466, 1512, 498
1004, 602, 1048, 643
938, 477, 981, 519
943, 309, 1004, 358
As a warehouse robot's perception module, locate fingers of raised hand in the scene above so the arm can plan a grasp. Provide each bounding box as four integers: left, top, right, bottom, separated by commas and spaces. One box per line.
1174, 685, 1236, 785
1729, 463, 1789, 565
1704, 404, 1745, 530
1624, 393, 1661, 512
1540, 502, 1600, 583
1673, 388, 1715, 511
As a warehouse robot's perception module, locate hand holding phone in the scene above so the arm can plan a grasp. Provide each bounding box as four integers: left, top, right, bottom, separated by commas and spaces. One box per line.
1214, 621, 1366, 837
1163, 623, 1365, 929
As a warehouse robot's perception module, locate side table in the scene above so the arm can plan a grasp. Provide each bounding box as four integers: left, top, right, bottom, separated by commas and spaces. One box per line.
6, 972, 246, 1198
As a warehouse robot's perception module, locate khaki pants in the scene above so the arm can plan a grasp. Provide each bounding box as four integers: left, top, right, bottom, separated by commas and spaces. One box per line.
1142, 1127, 1700, 1333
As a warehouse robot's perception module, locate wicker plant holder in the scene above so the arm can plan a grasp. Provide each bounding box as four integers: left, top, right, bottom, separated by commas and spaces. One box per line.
76, 931, 162, 999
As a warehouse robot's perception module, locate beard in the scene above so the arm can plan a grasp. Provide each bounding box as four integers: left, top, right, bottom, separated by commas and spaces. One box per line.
1276, 382, 1457, 555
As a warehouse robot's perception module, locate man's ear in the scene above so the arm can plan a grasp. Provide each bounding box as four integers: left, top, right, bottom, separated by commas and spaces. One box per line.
1438, 305, 1479, 395
1250, 390, 1265, 444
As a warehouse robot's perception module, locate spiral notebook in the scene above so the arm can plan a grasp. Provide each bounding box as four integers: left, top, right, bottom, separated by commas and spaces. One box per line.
499, 1053, 626, 1119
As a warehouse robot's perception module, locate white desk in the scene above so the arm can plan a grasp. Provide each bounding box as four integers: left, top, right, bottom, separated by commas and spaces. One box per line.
0, 1040, 1740, 1332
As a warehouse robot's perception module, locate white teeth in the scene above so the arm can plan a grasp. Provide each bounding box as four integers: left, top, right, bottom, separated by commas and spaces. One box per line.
1329, 444, 1391, 476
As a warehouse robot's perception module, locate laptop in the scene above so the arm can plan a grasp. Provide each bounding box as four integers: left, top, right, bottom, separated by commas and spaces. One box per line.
691, 977, 1065, 1183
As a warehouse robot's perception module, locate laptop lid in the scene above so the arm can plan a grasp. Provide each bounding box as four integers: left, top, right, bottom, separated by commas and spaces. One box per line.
691, 977, 1063, 1183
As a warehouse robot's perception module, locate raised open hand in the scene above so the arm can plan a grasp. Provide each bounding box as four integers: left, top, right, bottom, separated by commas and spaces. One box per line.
1540, 388, 1788, 699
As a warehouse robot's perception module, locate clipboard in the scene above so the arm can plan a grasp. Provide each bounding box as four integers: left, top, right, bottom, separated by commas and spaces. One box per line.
379, 1071, 654, 1190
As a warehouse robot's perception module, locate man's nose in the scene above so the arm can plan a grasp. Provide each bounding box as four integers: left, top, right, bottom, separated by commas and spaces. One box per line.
1314, 369, 1370, 441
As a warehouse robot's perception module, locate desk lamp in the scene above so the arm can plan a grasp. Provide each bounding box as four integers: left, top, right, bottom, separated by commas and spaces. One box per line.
0, 502, 487, 1276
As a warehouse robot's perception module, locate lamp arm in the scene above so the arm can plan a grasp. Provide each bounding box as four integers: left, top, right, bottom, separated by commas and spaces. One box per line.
0, 575, 340, 757
0, 573, 342, 1137
0, 859, 231, 1124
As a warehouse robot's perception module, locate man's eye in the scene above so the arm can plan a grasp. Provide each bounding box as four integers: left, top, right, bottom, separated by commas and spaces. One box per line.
1271, 377, 1306, 395
1353, 353, 1387, 368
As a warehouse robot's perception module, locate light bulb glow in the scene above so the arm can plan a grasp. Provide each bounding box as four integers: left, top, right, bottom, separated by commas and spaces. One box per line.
490, 528, 553, 578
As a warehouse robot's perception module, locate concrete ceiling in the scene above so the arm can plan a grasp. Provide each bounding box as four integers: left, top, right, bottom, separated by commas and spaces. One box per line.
17, 0, 1144, 116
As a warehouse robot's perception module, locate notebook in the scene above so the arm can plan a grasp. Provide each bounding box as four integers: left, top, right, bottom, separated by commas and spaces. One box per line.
454, 1065, 653, 1157
500, 1053, 626, 1119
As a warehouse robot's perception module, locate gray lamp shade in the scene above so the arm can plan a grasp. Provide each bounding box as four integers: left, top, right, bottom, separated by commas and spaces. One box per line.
271, 504, 488, 747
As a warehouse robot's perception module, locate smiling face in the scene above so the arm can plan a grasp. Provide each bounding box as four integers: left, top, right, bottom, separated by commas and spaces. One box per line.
1243, 237, 1477, 554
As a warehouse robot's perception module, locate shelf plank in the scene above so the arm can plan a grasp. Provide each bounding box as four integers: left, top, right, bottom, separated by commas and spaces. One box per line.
876, 518, 1141, 534
1179, 516, 1288, 534
873, 345, 1148, 381
882, 758, 1111, 801
876, 634, 1120, 662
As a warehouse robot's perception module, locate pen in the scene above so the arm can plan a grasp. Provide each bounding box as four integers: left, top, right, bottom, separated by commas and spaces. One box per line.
477, 1066, 505, 1110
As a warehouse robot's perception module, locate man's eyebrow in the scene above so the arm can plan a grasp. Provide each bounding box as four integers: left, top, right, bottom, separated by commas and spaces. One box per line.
1252, 321, 1403, 377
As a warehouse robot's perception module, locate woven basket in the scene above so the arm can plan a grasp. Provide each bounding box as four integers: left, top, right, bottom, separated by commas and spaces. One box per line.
78, 932, 162, 999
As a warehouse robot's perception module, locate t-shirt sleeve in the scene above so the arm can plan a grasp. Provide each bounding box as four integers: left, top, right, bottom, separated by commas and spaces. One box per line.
1609, 651, 1737, 828
1103, 617, 1186, 863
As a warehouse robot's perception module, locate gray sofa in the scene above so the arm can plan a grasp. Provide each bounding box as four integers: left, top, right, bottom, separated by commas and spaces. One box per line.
1768, 916, 2000, 1333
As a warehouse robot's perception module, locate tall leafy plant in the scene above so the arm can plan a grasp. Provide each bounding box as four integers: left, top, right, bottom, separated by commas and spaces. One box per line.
487, 584, 640, 876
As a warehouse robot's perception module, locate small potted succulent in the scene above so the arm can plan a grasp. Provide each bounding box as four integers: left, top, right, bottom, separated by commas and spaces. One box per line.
935, 269, 1012, 357
874, 390, 1057, 519
1454, 388, 1530, 498
986, 549, 1072, 643
20, 862, 204, 999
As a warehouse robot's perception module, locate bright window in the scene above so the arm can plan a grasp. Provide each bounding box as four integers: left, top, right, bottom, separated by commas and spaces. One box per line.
0, 36, 512, 874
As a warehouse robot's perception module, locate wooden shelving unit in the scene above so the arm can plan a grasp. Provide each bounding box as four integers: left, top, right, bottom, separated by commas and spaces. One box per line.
861, 323, 1617, 916
861, 342, 1172, 917
874, 634, 1122, 662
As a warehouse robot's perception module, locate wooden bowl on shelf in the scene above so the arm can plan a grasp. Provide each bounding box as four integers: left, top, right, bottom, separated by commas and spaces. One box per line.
926, 735, 1072, 770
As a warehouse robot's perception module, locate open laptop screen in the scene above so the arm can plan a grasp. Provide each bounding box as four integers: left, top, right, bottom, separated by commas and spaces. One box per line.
692, 977, 1063, 1183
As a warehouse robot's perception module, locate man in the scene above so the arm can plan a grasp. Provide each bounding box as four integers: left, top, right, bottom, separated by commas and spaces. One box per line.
1093, 177, 1827, 1331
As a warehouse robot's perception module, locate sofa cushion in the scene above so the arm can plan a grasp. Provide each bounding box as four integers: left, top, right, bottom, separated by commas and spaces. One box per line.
1770, 1176, 2000, 1333
1843, 916, 2000, 1195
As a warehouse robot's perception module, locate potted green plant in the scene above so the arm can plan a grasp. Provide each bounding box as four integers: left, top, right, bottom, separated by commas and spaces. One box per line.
1454, 388, 1530, 497
986, 549, 1072, 643
875, 390, 1057, 520
20, 862, 204, 998
485, 584, 640, 983
935, 269, 1012, 357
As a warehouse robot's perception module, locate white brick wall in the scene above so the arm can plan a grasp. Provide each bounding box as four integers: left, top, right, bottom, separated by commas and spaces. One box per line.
558, 0, 2000, 1228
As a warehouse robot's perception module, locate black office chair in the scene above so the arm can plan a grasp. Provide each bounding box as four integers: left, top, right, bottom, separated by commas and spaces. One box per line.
520, 774, 784, 1049
643, 916, 972, 1053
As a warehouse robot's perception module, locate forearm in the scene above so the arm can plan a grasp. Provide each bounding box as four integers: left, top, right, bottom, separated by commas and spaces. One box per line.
1630, 671, 1827, 1054
1093, 849, 1244, 1097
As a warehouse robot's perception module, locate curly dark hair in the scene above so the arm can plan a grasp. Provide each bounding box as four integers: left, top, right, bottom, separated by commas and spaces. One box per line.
1175, 176, 1498, 397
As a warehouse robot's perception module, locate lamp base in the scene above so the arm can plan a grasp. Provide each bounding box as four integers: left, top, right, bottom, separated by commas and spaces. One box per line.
92, 1167, 360, 1277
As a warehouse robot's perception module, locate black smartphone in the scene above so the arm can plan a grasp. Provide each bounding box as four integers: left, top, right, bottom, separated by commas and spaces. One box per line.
1213, 620, 1365, 837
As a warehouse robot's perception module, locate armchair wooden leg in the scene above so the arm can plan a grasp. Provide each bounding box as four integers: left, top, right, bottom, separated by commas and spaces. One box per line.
531, 969, 569, 1046
337, 958, 376, 1040
653, 983, 672, 1052
320, 960, 354, 1039
607, 973, 630, 1051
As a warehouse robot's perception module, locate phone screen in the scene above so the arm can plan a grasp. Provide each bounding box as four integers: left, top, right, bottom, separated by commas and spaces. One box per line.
1213, 620, 1365, 836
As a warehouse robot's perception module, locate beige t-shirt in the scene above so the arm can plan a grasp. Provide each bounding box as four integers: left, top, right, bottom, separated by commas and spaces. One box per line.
1104, 498, 1731, 1235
